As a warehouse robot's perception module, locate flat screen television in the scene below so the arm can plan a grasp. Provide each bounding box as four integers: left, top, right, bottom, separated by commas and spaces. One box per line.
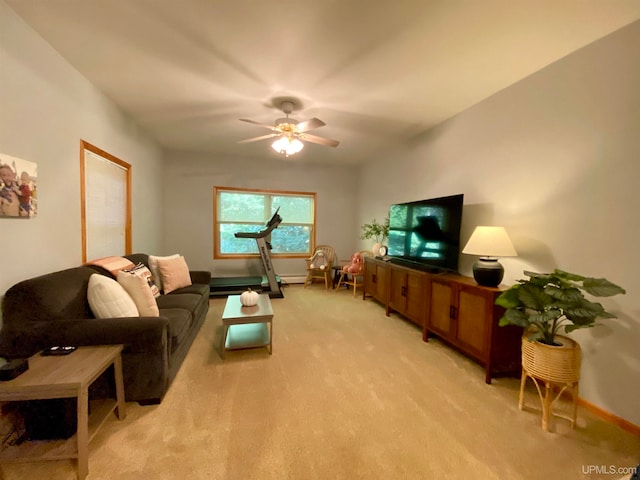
387, 193, 464, 273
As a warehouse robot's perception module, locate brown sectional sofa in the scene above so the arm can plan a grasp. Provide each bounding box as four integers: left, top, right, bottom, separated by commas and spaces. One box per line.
0, 253, 210, 404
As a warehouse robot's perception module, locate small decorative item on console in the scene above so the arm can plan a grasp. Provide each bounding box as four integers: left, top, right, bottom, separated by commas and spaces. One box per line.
360, 217, 389, 255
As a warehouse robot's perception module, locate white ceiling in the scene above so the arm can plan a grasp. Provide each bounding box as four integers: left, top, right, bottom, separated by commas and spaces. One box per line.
7, 0, 640, 166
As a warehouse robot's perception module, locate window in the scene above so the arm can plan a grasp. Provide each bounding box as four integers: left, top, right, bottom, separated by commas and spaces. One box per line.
80, 141, 131, 263
213, 186, 316, 259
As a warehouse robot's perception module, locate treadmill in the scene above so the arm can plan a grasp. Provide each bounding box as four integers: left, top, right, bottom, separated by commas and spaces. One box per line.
209, 209, 284, 298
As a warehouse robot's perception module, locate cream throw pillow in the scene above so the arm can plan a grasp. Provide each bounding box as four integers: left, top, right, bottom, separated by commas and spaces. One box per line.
121, 263, 160, 298
156, 255, 192, 294
87, 274, 139, 319
149, 254, 179, 292
117, 270, 160, 317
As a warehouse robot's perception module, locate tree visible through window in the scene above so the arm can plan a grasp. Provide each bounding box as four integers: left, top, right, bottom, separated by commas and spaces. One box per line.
213, 187, 316, 258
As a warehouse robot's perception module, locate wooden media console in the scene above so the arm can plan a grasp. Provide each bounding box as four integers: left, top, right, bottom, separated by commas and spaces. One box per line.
363, 257, 522, 384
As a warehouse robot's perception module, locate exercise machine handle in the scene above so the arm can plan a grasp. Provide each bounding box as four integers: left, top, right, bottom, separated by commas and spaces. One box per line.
234, 208, 282, 239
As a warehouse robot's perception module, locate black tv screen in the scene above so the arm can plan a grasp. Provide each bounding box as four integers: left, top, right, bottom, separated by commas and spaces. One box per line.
387, 194, 464, 273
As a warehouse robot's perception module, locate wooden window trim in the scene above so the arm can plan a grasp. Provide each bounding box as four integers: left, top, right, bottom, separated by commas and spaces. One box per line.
80, 140, 132, 263
213, 186, 316, 260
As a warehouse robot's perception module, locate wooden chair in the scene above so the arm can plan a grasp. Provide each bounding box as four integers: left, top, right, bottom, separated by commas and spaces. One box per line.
336, 250, 373, 297
304, 245, 335, 289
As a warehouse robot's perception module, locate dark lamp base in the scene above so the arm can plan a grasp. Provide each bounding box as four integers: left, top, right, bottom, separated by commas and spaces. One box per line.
472, 258, 504, 287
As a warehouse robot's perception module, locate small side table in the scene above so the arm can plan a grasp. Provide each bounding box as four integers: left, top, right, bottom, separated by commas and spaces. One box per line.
0, 345, 126, 479
221, 294, 273, 359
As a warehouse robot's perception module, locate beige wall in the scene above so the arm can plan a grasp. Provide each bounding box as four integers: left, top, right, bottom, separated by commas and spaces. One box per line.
359, 21, 640, 425
0, 2, 165, 302
161, 151, 359, 278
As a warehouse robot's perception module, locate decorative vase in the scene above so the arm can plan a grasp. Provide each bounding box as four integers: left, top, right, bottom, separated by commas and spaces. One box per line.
372, 243, 382, 255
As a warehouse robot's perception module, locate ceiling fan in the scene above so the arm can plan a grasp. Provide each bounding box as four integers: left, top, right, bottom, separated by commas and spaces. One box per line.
238, 100, 340, 156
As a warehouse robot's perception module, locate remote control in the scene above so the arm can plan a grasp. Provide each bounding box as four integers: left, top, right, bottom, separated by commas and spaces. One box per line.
41, 346, 77, 356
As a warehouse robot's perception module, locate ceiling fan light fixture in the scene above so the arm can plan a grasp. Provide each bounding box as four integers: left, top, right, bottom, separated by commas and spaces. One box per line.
271, 137, 304, 157
239, 97, 338, 152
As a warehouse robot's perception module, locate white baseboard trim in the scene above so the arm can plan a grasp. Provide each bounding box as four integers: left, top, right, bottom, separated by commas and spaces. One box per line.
281, 276, 306, 284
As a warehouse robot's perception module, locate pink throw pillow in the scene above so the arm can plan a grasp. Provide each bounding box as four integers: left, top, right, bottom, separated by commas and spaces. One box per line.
157, 255, 192, 294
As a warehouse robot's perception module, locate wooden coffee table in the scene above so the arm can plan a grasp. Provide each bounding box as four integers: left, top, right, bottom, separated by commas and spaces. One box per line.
0, 345, 126, 480
221, 294, 273, 359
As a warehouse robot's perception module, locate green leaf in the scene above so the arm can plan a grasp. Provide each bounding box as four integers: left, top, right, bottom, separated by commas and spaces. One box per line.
499, 269, 625, 336
563, 299, 618, 325
498, 309, 530, 328
495, 286, 521, 308
517, 283, 553, 311
526, 330, 545, 342
581, 278, 626, 297
544, 285, 583, 303
522, 272, 554, 287
565, 324, 594, 333
523, 271, 547, 279
552, 269, 586, 282
529, 310, 562, 325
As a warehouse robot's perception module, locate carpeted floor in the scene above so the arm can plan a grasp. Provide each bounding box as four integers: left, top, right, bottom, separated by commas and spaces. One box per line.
1, 284, 638, 479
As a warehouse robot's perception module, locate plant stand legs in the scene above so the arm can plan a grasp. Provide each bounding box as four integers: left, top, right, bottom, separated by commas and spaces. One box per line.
519, 368, 579, 432
518, 370, 527, 410
542, 380, 553, 432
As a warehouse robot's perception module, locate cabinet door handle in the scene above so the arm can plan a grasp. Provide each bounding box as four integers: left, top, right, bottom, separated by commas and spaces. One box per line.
401, 286, 406, 296
449, 305, 457, 319
372, 274, 377, 283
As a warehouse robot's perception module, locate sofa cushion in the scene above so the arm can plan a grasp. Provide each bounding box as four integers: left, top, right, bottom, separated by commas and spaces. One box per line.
87, 274, 139, 319
156, 293, 202, 315
148, 254, 179, 292
156, 255, 192, 294
167, 283, 210, 296
117, 270, 160, 317
158, 308, 192, 350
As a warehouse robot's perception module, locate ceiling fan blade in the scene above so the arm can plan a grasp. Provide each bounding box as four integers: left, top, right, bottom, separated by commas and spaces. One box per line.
296, 117, 326, 133
239, 118, 280, 131
238, 133, 279, 144
299, 133, 340, 148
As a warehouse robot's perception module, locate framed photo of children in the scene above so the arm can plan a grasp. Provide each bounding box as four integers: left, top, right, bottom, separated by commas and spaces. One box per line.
0, 153, 38, 218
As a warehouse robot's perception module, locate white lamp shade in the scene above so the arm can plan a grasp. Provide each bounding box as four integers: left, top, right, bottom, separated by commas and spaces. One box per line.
462, 226, 517, 258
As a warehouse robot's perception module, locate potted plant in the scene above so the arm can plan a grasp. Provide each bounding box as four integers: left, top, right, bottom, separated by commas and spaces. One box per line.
496, 269, 625, 345
360, 217, 389, 255
496, 269, 625, 431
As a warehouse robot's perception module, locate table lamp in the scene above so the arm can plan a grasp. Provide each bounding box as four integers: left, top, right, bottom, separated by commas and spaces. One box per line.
462, 226, 517, 287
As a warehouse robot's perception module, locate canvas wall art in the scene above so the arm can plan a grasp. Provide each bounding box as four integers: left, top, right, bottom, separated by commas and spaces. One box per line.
0, 153, 38, 218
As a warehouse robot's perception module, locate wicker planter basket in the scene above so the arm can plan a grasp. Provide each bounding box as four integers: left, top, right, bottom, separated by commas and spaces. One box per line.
519, 335, 582, 432
521, 335, 581, 383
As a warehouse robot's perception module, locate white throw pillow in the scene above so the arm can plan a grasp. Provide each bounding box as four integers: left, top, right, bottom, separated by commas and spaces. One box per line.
149, 254, 180, 292
87, 274, 139, 319
117, 270, 160, 317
